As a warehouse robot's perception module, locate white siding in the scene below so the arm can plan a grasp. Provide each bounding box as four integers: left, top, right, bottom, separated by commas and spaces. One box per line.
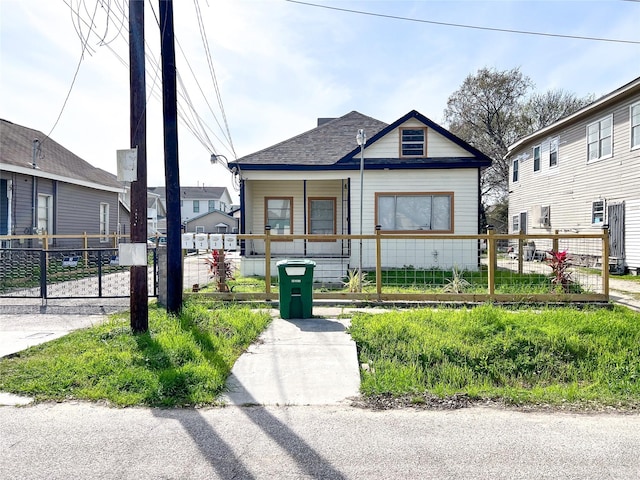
244, 169, 480, 271
365, 118, 473, 159
627, 199, 640, 270
508, 89, 640, 269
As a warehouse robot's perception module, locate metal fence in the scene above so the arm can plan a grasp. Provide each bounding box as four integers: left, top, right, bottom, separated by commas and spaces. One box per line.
0, 245, 157, 299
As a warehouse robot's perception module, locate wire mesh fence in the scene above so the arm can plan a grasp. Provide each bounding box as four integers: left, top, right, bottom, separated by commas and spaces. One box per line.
194, 230, 609, 302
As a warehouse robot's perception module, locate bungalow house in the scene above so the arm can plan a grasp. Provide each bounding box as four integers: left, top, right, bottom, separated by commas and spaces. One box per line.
506, 76, 640, 274
1, 119, 125, 248
228, 110, 492, 281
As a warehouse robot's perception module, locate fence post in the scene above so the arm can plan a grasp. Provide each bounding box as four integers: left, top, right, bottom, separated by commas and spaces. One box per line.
375, 225, 382, 299
553, 230, 559, 253
83, 232, 88, 265
518, 229, 524, 274
97, 250, 103, 297
40, 249, 47, 300
264, 226, 271, 295
602, 225, 609, 299
487, 226, 496, 300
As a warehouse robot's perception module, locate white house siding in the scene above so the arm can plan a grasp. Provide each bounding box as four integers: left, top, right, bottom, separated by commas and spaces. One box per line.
626, 199, 640, 272
241, 167, 480, 272
360, 169, 480, 271
364, 119, 474, 159
509, 87, 640, 269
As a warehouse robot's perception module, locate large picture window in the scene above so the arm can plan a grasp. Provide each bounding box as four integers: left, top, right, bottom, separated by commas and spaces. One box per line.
400, 128, 426, 157
376, 192, 453, 232
265, 197, 292, 235
308, 198, 336, 235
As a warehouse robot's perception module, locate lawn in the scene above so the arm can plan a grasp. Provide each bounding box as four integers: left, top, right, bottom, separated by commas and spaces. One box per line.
348, 304, 640, 409
0, 299, 271, 407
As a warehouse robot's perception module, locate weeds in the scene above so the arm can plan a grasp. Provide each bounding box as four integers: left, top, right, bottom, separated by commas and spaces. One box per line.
349, 304, 640, 408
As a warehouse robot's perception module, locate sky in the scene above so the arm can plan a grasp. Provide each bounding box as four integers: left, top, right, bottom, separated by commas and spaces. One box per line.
1, 0, 639, 204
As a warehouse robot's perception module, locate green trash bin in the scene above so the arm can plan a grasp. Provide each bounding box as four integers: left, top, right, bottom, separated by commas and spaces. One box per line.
276, 259, 316, 319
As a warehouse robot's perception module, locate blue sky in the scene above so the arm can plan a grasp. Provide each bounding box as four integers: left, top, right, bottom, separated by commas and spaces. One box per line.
1, 1, 639, 201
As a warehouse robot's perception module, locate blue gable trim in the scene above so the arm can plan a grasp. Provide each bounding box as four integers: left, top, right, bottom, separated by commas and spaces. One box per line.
233, 157, 490, 171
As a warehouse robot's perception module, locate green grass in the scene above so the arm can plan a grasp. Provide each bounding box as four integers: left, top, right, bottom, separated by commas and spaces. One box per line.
0, 299, 271, 407
348, 304, 640, 408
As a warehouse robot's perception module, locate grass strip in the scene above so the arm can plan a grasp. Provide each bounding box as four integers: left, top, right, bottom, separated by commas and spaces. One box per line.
348, 304, 640, 408
0, 299, 271, 407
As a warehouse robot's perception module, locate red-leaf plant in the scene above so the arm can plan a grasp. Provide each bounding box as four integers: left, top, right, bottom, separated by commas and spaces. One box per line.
204, 250, 234, 292
546, 249, 572, 293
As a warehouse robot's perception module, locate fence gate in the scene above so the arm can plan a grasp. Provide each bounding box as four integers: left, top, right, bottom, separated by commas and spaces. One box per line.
608, 202, 625, 273
0, 248, 158, 299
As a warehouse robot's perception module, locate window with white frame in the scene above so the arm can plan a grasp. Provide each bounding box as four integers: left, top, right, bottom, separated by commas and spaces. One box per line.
193, 200, 200, 213
631, 102, 640, 149
512, 215, 520, 233
400, 128, 426, 157
376, 193, 453, 232
37, 194, 53, 239
533, 145, 541, 172
541, 206, 551, 227
592, 200, 605, 225
265, 197, 292, 235
208, 200, 216, 212
549, 137, 559, 167
99, 202, 109, 242
587, 115, 612, 162
308, 198, 336, 235
512, 158, 519, 183
195, 225, 205, 233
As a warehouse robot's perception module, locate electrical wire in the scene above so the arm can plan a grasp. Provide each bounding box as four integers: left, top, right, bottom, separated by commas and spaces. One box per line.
285, 0, 640, 45
41, 0, 101, 147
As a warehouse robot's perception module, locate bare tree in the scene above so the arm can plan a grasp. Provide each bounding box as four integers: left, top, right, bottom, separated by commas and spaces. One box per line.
443, 67, 594, 226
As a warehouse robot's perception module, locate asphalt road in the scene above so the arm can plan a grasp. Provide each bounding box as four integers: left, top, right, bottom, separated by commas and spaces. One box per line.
1, 403, 638, 480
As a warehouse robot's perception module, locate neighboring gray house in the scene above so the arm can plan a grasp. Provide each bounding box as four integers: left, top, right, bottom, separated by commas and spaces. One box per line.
506, 76, 640, 273
184, 210, 238, 234
148, 186, 233, 228
228, 110, 492, 279
1, 119, 124, 248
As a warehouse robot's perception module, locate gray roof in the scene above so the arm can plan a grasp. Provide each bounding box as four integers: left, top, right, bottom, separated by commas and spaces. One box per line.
148, 186, 229, 200
230, 111, 388, 167
0, 119, 121, 189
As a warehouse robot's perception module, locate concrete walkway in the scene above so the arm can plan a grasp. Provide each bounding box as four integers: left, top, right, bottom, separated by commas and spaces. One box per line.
221, 310, 361, 406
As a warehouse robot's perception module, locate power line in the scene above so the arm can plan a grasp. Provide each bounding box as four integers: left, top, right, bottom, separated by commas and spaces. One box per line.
285, 0, 640, 45
42, 0, 101, 146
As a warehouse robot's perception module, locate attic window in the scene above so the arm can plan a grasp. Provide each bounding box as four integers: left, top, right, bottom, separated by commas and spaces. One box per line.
400, 128, 426, 157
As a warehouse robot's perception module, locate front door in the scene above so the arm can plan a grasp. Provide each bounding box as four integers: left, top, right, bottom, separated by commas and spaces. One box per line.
608, 202, 625, 271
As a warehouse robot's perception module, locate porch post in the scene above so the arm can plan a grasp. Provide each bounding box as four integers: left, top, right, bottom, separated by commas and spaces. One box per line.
265, 225, 271, 295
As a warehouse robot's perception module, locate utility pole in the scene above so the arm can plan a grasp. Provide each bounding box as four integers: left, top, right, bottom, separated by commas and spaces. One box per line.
159, 0, 183, 313
129, 0, 148, 332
